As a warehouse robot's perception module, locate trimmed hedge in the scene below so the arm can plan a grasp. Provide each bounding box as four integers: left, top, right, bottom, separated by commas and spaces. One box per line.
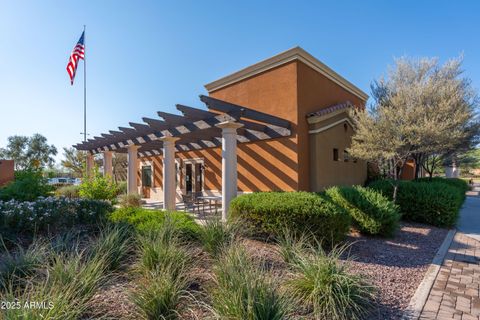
415, 177, 469, 200
368, 180, 463, 227
109, 207, 201, 241
325, 186, 400, 237
229, 192, 351, 246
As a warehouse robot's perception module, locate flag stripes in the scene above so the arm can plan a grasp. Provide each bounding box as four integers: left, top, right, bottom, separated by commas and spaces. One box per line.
66, 31, 85, 85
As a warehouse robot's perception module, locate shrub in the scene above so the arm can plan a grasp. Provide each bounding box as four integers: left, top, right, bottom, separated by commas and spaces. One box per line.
415, 177, 469, 201
198, 218, 238, 258
229, 192, 350, 246
55, 185, 80, 198
211, 244, 289, 320
116, 181, 128, 195
325, 186, 400, 237
0, 197, 113, 235
286, 244, 376, 320
109, 207, 201, 241
0, 169, 53, 202
368, 180, 463, 227
118, 193, 143, 208
79, 169, 119, 201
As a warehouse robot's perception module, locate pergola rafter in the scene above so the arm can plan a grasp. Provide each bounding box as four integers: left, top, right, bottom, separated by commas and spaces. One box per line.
74, 96, 291, 156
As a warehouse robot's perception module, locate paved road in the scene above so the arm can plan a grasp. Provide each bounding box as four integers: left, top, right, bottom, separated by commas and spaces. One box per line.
420, 191, 480, 320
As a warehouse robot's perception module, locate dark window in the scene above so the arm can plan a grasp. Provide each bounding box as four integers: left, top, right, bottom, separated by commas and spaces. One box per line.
141, 165, 152, 187
333, 148, 339, 161
344, 150, 350, 162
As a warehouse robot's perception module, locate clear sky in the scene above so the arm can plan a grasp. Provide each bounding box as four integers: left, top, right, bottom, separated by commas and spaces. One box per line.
1, 1, 479, 163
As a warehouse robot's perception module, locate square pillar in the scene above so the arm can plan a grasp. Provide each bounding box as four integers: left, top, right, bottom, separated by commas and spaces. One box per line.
103, 151, 113, 177
215, 121, 244, 221
127, 145, 139, 195
85, 153, 94, 177
160, 136, 180, 210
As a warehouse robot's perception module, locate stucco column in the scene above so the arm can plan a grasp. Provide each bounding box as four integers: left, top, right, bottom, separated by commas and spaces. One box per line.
85, 153, 94, 177
103, 151, 113, 177
160, 136, 180, 211
216, 121, 244, 222
127, 145, 139, 195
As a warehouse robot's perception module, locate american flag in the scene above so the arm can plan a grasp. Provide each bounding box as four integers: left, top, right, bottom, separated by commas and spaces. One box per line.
66, 31, 85, 85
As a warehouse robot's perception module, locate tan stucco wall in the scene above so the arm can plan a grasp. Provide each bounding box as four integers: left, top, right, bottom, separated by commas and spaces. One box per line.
296, 61, 366, 190
0, 160, 14, 186
309, 117, 367, 191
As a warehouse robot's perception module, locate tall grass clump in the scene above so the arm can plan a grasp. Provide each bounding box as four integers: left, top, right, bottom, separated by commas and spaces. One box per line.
210, 244, 289, 320
275, 227, 311, 265
286, 244, 376, 320
198, 218, 238, 258
133, 216, 194, 319
89, 224, 133, 271
1, 239, 110, 319
0, 240, 47, 290
133, 267, 192, 320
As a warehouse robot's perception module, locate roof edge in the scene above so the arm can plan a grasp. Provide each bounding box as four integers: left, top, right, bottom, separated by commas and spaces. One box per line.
204, 46, 369, 101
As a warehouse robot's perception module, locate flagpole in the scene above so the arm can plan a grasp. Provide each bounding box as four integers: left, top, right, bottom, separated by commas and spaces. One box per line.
83, 25, 87, 143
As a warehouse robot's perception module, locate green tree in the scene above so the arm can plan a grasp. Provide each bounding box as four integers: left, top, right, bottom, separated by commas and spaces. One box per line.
61, 147, 86, 178
349, 56, 479, 198
0, 134, 57, 170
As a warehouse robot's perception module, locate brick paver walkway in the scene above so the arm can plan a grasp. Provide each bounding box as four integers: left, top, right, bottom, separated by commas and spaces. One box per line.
420, 231, 480, 319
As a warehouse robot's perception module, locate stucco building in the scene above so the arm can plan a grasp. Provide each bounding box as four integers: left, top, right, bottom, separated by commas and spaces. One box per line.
75, 47, 368, 218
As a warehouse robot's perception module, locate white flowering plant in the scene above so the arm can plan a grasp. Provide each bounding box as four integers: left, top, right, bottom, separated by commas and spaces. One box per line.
0, 197, 113, 234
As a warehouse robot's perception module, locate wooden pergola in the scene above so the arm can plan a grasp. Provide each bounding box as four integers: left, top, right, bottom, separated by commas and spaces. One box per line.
74, 95, 291, 219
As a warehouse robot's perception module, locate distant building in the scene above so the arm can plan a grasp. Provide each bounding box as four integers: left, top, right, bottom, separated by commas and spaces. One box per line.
0, 160, 14, 186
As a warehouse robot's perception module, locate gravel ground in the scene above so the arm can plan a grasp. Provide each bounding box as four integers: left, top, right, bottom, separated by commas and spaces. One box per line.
83, 222, 447, 319
345, 222, 448, 319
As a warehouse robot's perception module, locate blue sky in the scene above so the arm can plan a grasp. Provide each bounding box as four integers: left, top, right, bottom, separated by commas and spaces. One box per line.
1, 1, 479, 163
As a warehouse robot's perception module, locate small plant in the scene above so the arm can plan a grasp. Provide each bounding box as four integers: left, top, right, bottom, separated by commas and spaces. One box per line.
118, 193, 143, 208
89, 224, 133, 271
286, 244, 376, 320
79, 167, 119, 201
132, 267, 191, 320
55, 185, 80, 198
136, 216, 194, 281
211, 244, 289, 320
275, 227, 311, 265
0, 240, 47, 290
198, 218, 237, 258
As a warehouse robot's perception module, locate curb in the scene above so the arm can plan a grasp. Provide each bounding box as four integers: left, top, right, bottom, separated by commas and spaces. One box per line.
402, 228, 456, 320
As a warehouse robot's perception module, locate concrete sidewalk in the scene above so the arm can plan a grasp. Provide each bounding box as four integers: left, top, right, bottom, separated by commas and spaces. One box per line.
419, 194, 480, 320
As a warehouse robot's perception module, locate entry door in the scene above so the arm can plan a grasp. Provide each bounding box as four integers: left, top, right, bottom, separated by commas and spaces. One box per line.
185, 163, 193, 194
